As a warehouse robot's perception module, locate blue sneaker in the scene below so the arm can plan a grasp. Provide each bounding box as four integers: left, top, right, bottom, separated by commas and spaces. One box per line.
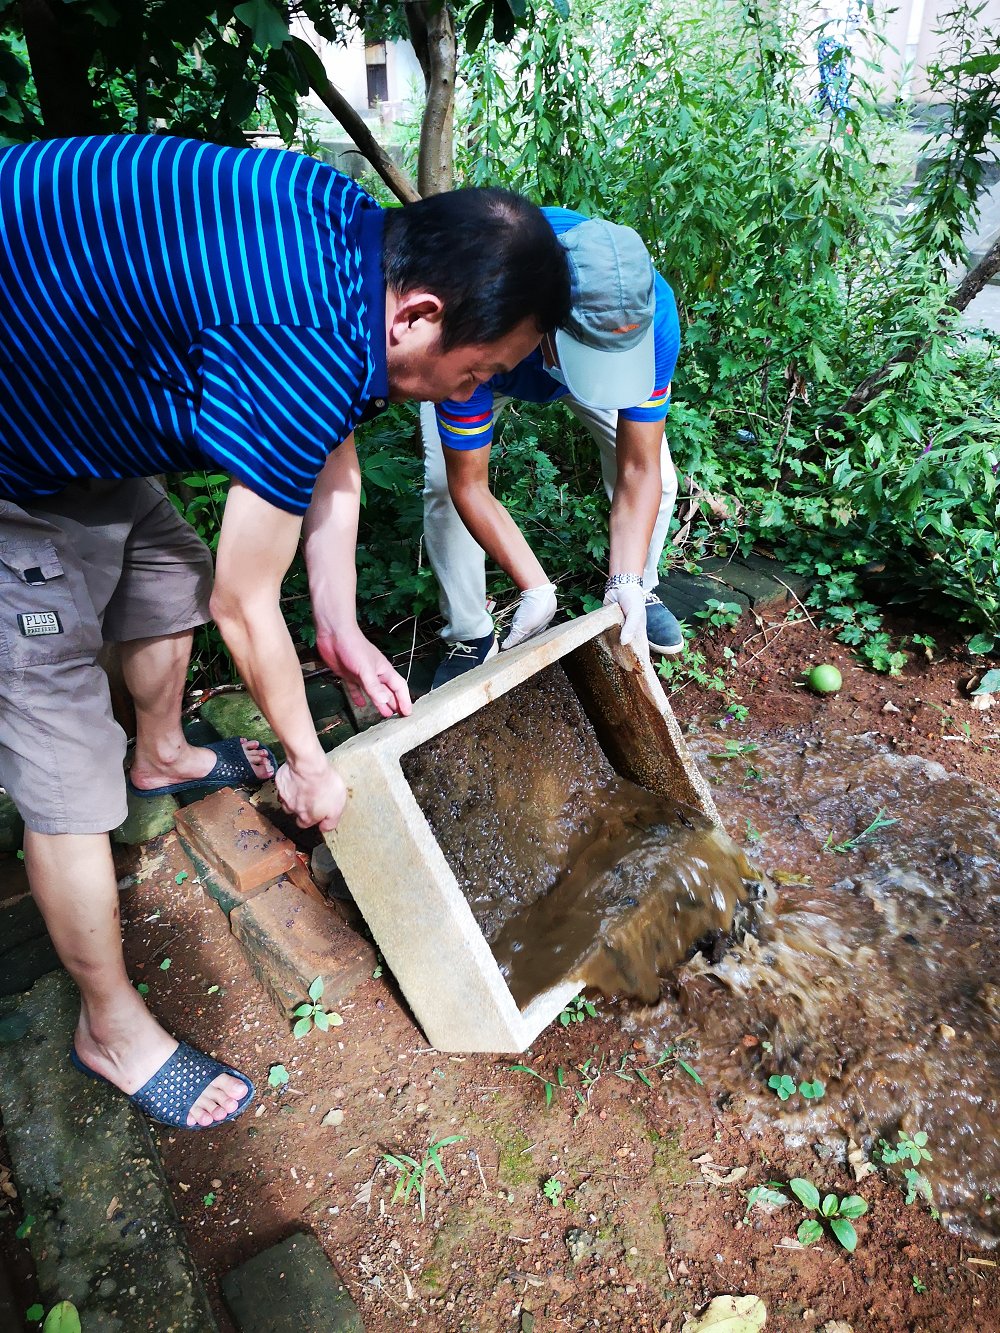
644, 593, 684, 656
432, 631, 499, 688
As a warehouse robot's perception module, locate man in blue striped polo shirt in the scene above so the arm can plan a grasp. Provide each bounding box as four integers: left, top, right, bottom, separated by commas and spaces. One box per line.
421, 209, 684, 688
0, 134, 570, 1130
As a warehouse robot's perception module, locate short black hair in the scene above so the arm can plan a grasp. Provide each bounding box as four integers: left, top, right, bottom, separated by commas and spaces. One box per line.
382, 189, 571, 351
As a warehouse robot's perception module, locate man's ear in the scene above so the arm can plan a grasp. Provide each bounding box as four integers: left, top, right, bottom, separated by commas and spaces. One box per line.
387, 290, 445, 345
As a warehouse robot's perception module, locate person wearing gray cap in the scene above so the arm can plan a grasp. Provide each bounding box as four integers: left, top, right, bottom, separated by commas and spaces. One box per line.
422, 208, 683, 687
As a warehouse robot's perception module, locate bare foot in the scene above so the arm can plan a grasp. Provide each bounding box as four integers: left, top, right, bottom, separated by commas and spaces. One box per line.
75, 988, 250, 1128
129, 736, 273, 792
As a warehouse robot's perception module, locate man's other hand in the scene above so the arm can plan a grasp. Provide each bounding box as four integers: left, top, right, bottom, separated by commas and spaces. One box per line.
275, 760, 348, 832
317, 625, 412, 718
502, 583, 558, 650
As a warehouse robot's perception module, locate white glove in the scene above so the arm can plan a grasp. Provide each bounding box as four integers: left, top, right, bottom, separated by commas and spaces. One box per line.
502, 583, 558, 649
603, 582, 650, 661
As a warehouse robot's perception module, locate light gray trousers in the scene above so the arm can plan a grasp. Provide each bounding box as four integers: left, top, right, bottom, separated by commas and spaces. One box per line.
420, 396, 679, 643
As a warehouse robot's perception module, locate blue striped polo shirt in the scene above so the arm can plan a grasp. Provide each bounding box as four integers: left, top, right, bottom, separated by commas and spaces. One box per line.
436, 206, 679, 450
0, 135, 388, 515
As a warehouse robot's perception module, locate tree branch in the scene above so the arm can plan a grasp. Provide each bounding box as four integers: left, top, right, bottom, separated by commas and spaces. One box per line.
307, 69, 420, 204
829, 237, 1000, 424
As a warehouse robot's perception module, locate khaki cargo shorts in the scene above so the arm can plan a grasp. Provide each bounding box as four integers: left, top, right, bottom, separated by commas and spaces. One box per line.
0, 478, 213, 835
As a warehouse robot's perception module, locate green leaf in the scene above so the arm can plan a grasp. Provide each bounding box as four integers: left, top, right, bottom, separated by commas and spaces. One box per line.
159, 958, 171, 971
326, 1011, 344, 1027
313, 1010, 330, 1032
42, 1304, 81, 1333
550, 0, 569, 15
799, 1079, 825, 1100
174, 871, 188, 884
290, 35, 329, 92
16, 1214, 35, 1239
838, 1195, 869, 1219
234, 0, 289, 50
789, 1178, 821, 1211
968, 633, 996, 655
26, 1307, 44, 1324
797, 1218, 824, 1246
830, 1216, 858, 1251
267, 1063, 289, 1088
821, 1193, 839, 1217
293, 1003, 312, 1017
136, 983, 149, 995
292, 1016, 313, 1039
973, 669, 1000, 696
308, 976, 324, 1002
677, 1058, 703, 1085
207, 984, 220, 994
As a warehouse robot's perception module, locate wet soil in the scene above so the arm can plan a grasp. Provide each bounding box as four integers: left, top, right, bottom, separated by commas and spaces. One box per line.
4, 610, 999, 1332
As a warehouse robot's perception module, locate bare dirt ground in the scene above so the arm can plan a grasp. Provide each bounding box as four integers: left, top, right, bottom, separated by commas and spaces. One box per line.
6, 606, 1000, 1332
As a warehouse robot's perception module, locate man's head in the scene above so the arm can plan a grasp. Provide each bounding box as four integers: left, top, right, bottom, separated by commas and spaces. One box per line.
552, 220, 657, 411
382, 188, 571, 402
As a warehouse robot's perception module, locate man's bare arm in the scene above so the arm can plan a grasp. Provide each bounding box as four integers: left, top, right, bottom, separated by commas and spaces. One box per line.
212, 481, 346, 830
303, 436, 411, 717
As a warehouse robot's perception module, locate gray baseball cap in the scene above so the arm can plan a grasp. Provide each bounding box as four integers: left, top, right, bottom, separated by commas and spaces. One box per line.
553, 219, 656, 410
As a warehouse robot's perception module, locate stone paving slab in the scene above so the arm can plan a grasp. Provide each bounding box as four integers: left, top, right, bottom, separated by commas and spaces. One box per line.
221, 1232, 362, 1332
656, 571, 751, 623
0, 972, 217, 1332
0, 896, 59, 999
230, 877, 376, 1019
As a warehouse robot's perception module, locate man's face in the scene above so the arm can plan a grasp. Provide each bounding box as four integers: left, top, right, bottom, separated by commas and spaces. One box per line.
387, 314, 543, 404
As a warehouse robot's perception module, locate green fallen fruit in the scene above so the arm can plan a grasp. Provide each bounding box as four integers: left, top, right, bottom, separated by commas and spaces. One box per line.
806, 664, 842, 695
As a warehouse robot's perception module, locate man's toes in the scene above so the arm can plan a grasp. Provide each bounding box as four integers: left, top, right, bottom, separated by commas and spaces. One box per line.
185, 1074, 248, 1127
240, 738, 273, 779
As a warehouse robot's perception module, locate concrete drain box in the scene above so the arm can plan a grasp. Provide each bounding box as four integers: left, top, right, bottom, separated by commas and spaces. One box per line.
327, 606, 720, 1052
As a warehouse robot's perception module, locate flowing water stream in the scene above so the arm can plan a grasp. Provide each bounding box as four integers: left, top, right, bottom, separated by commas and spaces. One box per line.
402, 671, 999, 1246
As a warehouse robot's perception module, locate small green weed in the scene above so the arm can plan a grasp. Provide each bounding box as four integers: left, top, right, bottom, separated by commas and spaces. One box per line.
742, 1183, 790, 1221
877, 1131, 935, 1207
559, 996, 598, 1026
509, 1061, 559, 1108
745, 819, 763, 845
823, 808, 897, 854
767, 1074, 825, 1102
291, 976, 344, 1038
541, 1176, 563, 1206
382, 1135, 465, 1221
912, 1275, 927, 1294
787, 1178, 868, 1251
879, 1130, 931, 1168
15, 1213, 35, 1239
267, 1063, 289, 1089
697, 598, 745, 631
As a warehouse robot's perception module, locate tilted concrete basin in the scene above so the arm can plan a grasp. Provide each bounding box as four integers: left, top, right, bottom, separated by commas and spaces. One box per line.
326, 606, 720, 1053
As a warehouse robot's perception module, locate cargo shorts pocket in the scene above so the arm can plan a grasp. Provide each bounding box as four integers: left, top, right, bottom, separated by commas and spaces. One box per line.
0, 538, 100, 670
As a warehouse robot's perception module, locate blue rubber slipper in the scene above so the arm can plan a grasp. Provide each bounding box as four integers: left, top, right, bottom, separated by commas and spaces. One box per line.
70, 1041, 255, 1129
127, 736, 276, 800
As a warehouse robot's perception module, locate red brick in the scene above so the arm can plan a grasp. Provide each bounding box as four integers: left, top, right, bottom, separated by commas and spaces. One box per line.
230, 878, 376, 1019
174, 789, 297, 900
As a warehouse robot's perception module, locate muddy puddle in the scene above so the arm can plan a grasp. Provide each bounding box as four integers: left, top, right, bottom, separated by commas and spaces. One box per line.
628, 729, 1000, 1248
403, 672, 999, 1247
400, 665, 757, 1006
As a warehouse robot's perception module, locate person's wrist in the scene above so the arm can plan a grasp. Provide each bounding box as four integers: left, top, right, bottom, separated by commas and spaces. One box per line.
284, 741, 329, 777
605, 572, 643, 594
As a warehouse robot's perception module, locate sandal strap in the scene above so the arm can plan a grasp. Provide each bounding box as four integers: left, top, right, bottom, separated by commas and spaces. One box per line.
131, 1041, 252, 1127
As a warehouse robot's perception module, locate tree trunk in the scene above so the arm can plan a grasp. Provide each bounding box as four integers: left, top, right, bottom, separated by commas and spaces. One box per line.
406, 0, 456, 196
18, 0, 101, 136
828, 236, 1000, 427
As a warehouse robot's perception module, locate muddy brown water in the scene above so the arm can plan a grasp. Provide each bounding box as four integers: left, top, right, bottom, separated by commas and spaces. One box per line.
402, 674, 999, 1247
401, 665, 758, 1007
